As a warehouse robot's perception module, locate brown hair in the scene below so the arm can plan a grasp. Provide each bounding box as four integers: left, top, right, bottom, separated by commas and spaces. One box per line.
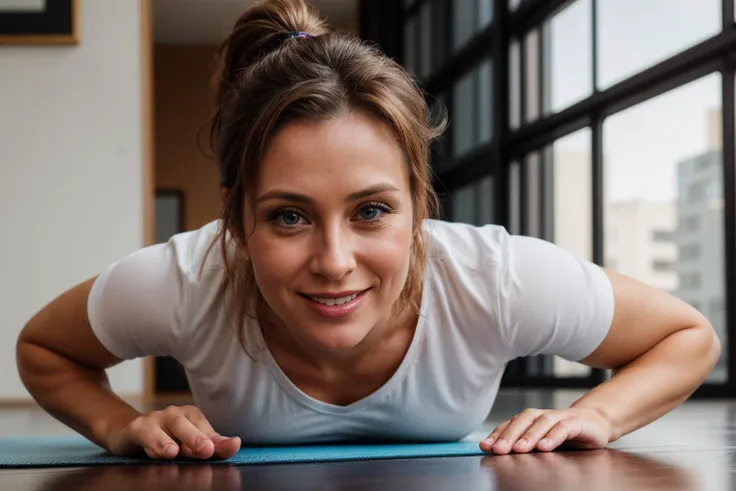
208, 0, 446, 353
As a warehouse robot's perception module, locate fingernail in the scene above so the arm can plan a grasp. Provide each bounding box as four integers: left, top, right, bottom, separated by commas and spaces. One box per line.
540, 438, 552, 446
483, 437, 495, 445
164, 443, 178, 458
495, 438, 508, 447
516, 438, 528, 447
195, 437, 211, 451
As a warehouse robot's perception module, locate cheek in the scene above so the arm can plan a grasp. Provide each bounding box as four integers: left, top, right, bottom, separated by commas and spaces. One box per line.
248, 235, 305, 293
360, 217, 414, 280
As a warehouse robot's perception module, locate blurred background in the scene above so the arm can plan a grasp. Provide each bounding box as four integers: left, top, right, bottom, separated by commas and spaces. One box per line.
0, 0, 733, 403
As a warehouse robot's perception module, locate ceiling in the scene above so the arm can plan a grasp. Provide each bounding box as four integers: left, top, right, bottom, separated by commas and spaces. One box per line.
153, 0, 359, 45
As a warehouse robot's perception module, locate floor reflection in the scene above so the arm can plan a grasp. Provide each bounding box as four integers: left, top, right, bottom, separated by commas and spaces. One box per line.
13, 448, 698, 491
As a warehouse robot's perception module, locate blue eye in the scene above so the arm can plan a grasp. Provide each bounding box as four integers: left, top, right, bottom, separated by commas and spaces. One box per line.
357, 202, 391, 221
359, 207, 381, 220
269, 209, 306, 227
280, 211, 301, 225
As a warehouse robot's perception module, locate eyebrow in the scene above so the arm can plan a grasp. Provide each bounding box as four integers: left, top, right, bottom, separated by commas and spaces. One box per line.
256, 183, 401, 205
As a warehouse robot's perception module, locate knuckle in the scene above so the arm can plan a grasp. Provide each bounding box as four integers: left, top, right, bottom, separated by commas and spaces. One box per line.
537, 413, 557, 426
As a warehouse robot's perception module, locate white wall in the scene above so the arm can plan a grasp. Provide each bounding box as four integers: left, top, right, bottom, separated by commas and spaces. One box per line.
0, 0, 145, 399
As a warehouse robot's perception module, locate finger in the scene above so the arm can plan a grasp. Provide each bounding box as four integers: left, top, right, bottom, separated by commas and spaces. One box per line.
133, 424, 180, 460
211, 435, 242, 459
480, 421, 511, 452
493, 409, 543, 454
512, 412, 562, 453
165, 412, 215, 459
181, 406, 241, 459
537, 419, 579, 452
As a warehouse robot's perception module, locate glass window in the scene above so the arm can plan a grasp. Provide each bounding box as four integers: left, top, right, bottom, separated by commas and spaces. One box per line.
454, 0, 494, 51
603, 73, 725, 382
452, 59, 494, 158
478, 175, 495, 225
597, 0, 721, 89
508, 0, 521, 11
418, 1, 433, 79
453, 70, 475, 158
524, 29, 540, 123
523, 152, 541, 237
509, 39, 521, 129
552, 128, 592, 261
478, 59, 493, 147
543, 0, 592, 114
451, 183, 477, 224
403, 15, 417, 74
509, 161, 521, 234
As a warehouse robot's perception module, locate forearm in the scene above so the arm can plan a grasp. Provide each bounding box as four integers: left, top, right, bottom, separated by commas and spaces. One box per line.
17, 341, 141, 449
571, 324, 720, 442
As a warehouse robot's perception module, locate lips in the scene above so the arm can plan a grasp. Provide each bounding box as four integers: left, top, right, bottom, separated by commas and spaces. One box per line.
299, 289, 369, 319
309, 292, 359, 306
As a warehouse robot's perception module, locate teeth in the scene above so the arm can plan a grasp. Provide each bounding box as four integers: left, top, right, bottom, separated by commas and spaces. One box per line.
310, 293, 359, 306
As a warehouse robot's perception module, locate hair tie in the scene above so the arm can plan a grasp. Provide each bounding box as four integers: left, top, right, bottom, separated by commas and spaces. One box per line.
286, 31, 310, 39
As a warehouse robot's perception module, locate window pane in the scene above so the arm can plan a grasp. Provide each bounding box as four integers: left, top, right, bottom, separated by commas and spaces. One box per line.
553, 128, 592, 261
544, 0, 592, 114
524, 152, 541, 237
524, 29, 540, 123
454, 0, 476, 50
478, 175, 495, 225
603, 73, 725, 382
478, 59, 493, 146
419, 1, 432, 79
597, 0, 721, 89
403, 16, 416, 74
451, 184, 476, 224
508, 0, 521, 11
509, 161, 521, 234
453, 70, 475, 158
478, 0, 493, 29
509, 39, 521, 129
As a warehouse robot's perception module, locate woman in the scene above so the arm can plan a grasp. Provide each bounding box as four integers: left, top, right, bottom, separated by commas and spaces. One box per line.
16, 0, 720, 461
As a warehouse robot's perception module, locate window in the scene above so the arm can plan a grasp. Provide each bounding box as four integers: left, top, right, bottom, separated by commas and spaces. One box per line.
452, 59, 493, 158
680, 215, 700, 232
509, 161, 521, 235
603, 73, 725, 382
450, 176, 496, 225
509, 39, 521, 129
454, 0, 493, 51
543, 0, 592, 114
652, 230, 674, 242
679, 244, 701, 260
403, 15, 417, 75
652, 260, 674, 272
552, 128, 592, 260
524, 152, 541, 237
524, 29, 540, 123
597, 0, 721, 89
418, 1, 433, 79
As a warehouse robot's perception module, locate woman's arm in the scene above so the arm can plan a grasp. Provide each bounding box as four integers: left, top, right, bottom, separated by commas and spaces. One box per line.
16, 277, 142, 449
571, 267, 721, 440
482, 267, 720, 454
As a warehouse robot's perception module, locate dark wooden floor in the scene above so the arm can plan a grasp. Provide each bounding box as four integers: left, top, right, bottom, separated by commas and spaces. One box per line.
1, 389, 733, 490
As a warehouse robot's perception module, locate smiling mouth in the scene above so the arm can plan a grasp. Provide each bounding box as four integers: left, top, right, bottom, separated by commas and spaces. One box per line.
308, 293, 360, 306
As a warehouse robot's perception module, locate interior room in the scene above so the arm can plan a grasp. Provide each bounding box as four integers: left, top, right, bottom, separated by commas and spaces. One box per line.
0, 0, 734, 489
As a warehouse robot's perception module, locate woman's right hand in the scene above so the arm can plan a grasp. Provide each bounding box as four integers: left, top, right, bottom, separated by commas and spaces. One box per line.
106, 405, 242, 460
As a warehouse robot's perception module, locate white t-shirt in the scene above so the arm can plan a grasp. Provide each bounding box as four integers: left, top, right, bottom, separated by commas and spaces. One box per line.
87, 219, 614, 444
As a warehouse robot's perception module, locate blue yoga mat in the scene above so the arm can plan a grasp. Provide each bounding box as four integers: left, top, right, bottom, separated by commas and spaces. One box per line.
0, 435, 487, 468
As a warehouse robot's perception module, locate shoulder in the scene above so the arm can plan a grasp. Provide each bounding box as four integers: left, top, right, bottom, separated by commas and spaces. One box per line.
422, 219, 510, 271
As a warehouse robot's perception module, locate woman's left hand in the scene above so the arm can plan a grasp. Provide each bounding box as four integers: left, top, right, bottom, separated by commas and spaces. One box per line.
479, 407, 614, 454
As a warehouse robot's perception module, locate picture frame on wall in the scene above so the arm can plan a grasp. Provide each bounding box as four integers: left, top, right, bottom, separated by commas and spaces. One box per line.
0, 0, 79, 45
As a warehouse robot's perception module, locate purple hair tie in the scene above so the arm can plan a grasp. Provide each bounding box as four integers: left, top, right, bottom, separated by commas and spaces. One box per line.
287, 31, 310, 39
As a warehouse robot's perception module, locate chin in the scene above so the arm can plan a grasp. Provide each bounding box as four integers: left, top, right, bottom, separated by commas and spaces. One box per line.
299, 323, 372, 352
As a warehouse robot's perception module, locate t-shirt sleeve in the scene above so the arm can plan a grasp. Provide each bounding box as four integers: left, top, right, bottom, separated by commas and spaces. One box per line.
87, 242, 190, 361
494, 233, 615, 362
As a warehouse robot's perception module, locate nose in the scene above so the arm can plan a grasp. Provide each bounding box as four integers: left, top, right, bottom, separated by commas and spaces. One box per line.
309, 222, 356, 281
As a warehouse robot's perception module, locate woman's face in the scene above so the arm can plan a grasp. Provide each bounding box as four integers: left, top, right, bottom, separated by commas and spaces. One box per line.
244, 112, 415, 353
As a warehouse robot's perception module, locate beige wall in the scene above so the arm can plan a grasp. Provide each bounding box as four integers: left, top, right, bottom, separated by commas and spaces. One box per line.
154, 44, 222, 232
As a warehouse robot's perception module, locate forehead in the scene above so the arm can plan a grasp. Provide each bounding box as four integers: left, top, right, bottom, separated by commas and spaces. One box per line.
256, 113, 408, 196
